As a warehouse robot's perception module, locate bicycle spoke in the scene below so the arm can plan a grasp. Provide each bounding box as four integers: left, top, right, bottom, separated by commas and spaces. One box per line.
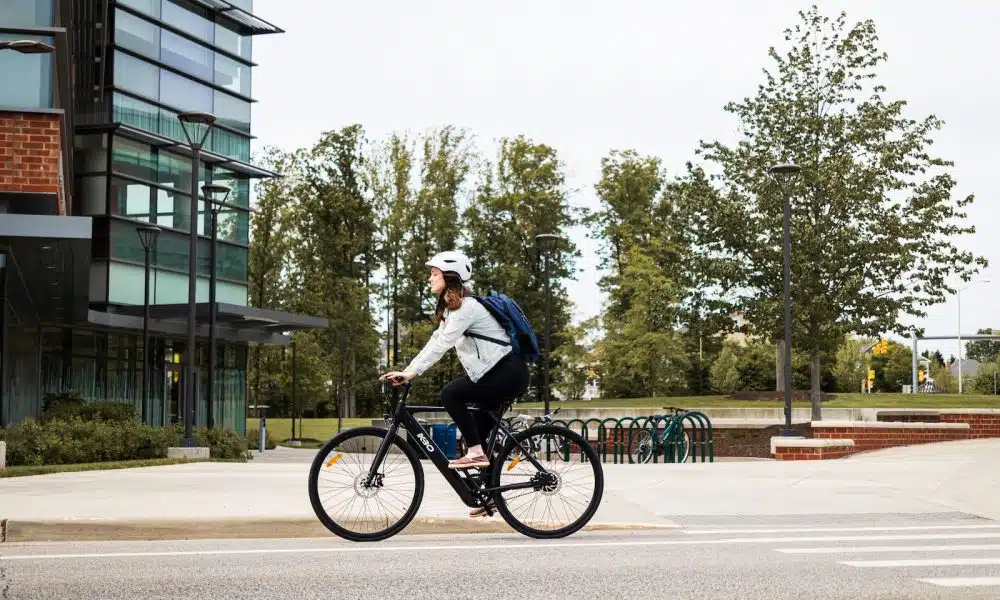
494, 428, 600, 535
311, 431, 420, 540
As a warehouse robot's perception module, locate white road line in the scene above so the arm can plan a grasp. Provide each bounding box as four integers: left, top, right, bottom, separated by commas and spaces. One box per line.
778, 544, 1000, 554
685, 524, 1000, 535
841, 557, 1000, 568
5, 533, 1000, 561
917, 577, 1000, 587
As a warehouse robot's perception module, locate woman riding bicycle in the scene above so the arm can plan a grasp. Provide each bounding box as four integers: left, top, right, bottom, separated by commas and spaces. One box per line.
380, 250, 530, 474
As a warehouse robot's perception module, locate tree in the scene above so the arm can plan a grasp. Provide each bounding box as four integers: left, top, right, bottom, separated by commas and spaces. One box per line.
247, 146, 298, 413
709, 343, 740, 395
966, 328, 1000, 363
366, 132, 416, 372
587, 150, 729, 397
832, 336, 871, 392
596, 247, 689, 397
552, 317, 599, 401
290, 125, 382, 418
690, 6, 987, 419
930, 360, 958, 393
463, 135, 580, 399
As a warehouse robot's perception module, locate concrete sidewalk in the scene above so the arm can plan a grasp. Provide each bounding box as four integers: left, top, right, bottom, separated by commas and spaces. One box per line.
1, 438, 997, 541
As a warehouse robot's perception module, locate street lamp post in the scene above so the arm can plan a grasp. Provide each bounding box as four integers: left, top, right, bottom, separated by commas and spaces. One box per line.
202, 184, 230, 429
957, 278, 991, 394
768, 162, 802, 436
535, 233, 566, 416
136, 225, 161, 425
177, 111, 216, 445
0, 40, 55, 54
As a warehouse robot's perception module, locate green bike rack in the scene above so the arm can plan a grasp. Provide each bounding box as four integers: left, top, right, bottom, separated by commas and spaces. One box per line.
516, 410, 714, 464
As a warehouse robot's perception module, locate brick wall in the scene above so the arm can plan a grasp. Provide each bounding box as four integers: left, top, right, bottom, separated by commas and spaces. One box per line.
813, 422, 969, 453
940, 411, 1000, 438
774, 444, 853, 461
0, 112, 63, 213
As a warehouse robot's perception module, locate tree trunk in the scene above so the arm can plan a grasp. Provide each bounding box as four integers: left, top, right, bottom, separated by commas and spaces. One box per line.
810, 350, 822, 421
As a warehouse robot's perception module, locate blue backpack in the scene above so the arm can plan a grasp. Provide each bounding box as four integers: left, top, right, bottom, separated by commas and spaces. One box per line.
465, 291, 540, 363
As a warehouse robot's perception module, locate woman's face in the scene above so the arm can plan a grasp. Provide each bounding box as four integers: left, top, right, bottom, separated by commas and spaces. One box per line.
428, 267, 446, 295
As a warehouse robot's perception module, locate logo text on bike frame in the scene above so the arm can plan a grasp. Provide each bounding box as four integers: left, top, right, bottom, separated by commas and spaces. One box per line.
416, 433, 435, 454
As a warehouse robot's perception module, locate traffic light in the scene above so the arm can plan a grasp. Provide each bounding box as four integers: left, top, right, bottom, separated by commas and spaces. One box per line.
918, 367, 926, 383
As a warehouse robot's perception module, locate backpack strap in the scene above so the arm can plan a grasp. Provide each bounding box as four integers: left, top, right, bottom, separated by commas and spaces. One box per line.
464, 331, 511, 347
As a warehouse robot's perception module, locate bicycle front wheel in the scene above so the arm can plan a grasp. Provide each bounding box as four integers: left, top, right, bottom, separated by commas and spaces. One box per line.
489, 424, 604, 539
308, 426, 424, 542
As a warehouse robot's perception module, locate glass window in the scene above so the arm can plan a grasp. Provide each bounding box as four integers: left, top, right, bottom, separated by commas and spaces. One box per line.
209, 206, 249, 245
158, 106, 185, 144
109, 219, 147, 265
209, 128, 250, 162
161, 30, 212, 81
0, 33, 53, 109
115, 9, 160, 60
3, 0, 55, 27
159, 69, 213, 113
203, 240, 248, 281
161, 0, 213, 43
111, 135, 157, 182
114, 51, 159, 99
156, 149, 191, 192
108, 262, 249, 305
215, 23, 252, 60
214, 53, 250, 97
118, 0, 160, 19
110, 177, 153, 221
113, 93, 160, 132
210, 168, 250, 208
213, 90, 250, 134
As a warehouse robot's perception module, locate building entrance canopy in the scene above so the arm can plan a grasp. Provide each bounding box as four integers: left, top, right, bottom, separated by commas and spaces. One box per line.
98, 302, 329, 345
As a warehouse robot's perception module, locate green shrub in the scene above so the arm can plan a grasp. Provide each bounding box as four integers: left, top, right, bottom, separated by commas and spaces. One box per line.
40, 391, 87, 422
80, 402, 140, 423
246, 428, 276, 450
1, 418, 250, 466
195, 427, 249, 459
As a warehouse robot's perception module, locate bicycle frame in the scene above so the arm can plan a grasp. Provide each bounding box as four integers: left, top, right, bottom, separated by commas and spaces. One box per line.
364, 383, 553, 508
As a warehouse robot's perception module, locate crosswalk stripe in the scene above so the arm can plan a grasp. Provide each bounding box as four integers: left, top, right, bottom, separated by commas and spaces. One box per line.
917, 577, 1000, 587
841, 557, 1000, 568
685, 524, 1000, 535
777, 544, 1000, 554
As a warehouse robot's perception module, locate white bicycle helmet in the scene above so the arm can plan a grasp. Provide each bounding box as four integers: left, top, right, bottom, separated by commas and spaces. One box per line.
426, 250, 473, 282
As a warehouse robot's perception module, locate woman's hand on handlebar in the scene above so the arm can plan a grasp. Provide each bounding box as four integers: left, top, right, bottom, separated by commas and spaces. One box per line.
380, 371, 415, 386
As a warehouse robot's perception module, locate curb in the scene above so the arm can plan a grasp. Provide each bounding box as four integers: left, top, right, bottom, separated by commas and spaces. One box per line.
0, 517, 678, 543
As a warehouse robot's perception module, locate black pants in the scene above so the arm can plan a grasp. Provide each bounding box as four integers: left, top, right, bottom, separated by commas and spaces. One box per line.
440, 353, 530, 449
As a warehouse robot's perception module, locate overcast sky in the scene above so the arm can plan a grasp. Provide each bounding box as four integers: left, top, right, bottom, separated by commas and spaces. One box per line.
249, 0, 999, 360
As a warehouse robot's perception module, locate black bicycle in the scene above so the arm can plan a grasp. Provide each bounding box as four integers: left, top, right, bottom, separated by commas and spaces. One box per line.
307, 380, 604, 542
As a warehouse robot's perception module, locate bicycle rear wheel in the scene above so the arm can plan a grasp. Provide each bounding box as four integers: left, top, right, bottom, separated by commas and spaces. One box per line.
489, 424, 603, 539
308, 426, 424, 542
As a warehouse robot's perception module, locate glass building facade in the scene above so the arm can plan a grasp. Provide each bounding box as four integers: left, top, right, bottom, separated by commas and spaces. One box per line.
0, 0, 301, 433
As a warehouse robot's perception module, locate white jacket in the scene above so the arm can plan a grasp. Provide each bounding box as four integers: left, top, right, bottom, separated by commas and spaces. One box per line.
402, 297, 512, 382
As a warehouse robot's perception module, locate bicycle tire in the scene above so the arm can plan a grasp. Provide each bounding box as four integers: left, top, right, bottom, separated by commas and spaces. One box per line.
489, 424, 604, 539
308, 426, 425, 542
627, 428, 654, 464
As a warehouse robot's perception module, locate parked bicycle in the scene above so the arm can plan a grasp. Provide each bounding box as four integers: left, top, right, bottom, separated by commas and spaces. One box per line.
308, 381, 604, 541
626, 406, 692, 464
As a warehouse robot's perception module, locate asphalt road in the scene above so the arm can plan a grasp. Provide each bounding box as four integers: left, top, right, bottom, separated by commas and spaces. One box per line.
3, 515, 1000, 600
